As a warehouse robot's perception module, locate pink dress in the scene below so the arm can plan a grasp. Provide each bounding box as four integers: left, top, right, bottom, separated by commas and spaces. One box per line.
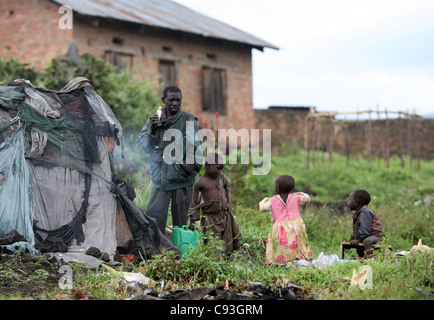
260, 193, 312, 264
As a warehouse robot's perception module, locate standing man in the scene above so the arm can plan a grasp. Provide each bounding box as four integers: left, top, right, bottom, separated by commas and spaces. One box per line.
137, 86, 203, 234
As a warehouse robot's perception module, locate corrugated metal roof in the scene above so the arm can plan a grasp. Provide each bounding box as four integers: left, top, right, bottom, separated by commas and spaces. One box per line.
52, 0, 278, 50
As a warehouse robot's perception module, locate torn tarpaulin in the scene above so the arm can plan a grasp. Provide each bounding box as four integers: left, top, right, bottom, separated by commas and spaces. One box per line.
0, 127, 36, 254
0, 80, 121, 258
111, 175, 180, 262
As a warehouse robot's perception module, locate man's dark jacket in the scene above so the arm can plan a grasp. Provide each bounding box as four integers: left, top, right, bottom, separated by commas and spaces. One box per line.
136, 108, 203, 191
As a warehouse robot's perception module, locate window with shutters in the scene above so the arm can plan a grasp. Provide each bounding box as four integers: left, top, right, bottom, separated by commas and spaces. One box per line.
159, 60, 176, 87
104, 51, 133, 72
202, 67, 227, 115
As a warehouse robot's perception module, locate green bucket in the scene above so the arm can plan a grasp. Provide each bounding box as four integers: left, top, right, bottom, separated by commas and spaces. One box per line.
171, 225, 203, 257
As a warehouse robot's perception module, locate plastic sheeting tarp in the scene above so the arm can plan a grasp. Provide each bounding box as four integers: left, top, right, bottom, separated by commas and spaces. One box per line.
0, 127, 36, 253
0, 78, 178, 264
0, 82, 119, 258
31, 136, 118, 257
112, 175, 180, 262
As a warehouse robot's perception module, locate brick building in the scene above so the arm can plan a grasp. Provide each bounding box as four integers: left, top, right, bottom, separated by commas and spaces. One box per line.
0, 0, 277, 131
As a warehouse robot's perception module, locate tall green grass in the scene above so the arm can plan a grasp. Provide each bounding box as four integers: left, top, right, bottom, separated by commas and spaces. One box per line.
237, 147, 434, 206
234, 148, 433, 254
68, 148, 433, 300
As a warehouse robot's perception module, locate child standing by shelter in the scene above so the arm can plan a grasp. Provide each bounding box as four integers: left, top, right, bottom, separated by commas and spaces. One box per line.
348, 189, 385, 259
188, 153, 242, 253
259, 175, 312, 264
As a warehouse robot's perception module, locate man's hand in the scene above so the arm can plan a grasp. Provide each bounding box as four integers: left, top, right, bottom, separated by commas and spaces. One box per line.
350, 239, 360, 245
149, 114, 160, 133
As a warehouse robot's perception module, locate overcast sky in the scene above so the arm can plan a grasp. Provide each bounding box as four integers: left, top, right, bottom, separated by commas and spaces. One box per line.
174, 0, 434, 117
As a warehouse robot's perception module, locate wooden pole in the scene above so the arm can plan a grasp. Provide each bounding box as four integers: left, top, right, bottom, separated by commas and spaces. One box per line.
312, 118, 317, 167
304, 117, 310, 169
317, 118, 324, 166
414, 109, 421, 170
377, 105, 386, 166
366, 111, 372, 165
385, 108, 390, 167
344, 121, 350, 166
407, 110, 413, 168
398, 113, 405, 169
328, 120, 335, 164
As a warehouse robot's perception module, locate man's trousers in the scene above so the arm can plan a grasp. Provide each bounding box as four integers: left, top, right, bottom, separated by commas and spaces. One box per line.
145, 185, 193, 234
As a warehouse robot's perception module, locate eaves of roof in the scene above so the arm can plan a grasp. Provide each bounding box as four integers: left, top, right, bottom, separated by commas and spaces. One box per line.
52, 0, 279, 51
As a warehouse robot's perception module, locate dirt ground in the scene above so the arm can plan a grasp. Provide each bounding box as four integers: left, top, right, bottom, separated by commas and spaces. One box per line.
0, 252, 62, 299
0, 251, 305, 300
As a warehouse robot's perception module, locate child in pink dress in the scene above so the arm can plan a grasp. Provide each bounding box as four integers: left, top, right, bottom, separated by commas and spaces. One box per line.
259, 175, 312, 264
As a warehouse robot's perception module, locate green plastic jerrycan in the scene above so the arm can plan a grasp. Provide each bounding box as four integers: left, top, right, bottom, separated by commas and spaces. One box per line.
171, 225, 203, 256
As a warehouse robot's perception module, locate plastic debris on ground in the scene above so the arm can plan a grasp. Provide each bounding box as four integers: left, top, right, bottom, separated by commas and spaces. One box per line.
343, 266, 372, 288
291, 252, 347, 270
410, 239, 432, 254
395, 239, 432, 256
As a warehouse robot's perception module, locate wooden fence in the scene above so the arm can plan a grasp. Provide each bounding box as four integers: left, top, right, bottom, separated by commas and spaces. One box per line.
304, 109, 423, 169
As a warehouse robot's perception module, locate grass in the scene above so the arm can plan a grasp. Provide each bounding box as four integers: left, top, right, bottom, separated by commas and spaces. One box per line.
63, 148, 433, 300
66, 237, 432, 300
3, 148, 432, 300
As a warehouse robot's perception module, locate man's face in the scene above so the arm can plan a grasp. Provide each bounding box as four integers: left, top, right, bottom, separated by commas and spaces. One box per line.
163, 91, 182, 117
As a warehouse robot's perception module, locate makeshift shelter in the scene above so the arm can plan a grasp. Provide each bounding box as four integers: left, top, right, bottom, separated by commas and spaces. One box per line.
0, 77, 179, 265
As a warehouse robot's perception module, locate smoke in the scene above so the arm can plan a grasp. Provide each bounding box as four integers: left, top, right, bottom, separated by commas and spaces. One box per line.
112, 131, 151, 188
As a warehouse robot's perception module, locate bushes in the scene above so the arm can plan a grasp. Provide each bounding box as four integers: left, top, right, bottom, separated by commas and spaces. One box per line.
0, 58, 37, 85
1, 55, 161, 134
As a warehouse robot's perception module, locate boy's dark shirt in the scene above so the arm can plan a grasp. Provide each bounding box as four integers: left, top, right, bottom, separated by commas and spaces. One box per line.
351, 207, 385, 242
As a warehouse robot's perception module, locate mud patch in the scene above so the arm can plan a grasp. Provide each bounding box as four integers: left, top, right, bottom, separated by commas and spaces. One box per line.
0, 252, 62, 298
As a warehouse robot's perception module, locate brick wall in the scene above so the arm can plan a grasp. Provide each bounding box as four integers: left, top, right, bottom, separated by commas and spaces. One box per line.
0, 0, 72, 68
72, 16, 254, 131
255, 107, 434, 160
255, 107, 314, 154
0, 0, 255, 131
330, 118, 434, 160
